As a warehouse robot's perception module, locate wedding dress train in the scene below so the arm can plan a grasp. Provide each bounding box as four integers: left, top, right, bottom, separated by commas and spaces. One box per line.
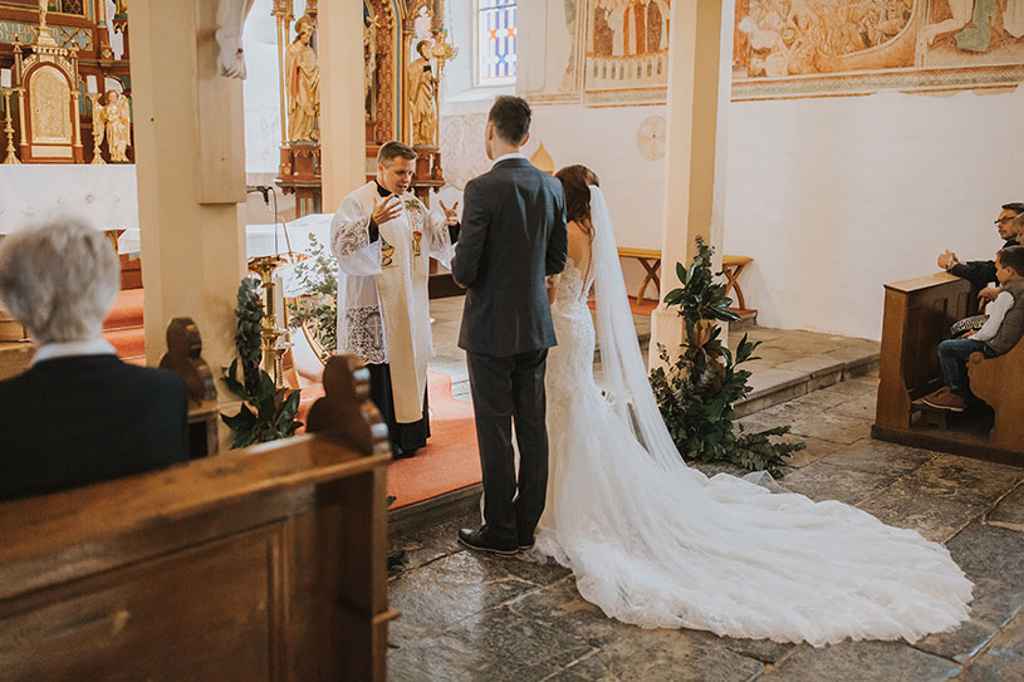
528, 187, 972, 647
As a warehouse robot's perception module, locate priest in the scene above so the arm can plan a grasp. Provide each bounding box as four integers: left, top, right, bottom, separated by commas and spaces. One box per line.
330, 141, 459, 458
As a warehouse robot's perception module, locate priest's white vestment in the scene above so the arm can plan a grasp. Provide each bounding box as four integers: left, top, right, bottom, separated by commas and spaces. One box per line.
330, 182, 453, 424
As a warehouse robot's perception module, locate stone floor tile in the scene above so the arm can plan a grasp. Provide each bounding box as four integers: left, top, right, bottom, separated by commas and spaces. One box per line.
589, 628, 765, 682
390, 509, 477, 573
959, 611, 1024, 681
985, 482, 1024, 532
776, 436, 846, 469
904, 455, 1024, 507
508, 576, 629, 647
762, 641, 960, 681
389, 551, 540, 643
784, 411, 872, 446
772, 355, 845, 378
829, 392, 879, 420
779, 460, 900, 505
947, 522, 1024, 629
856, 478, 990, 543
502, 554, 573, 587
914, 618, 999, 663
823, 438, 933, 475
440, 607, 594, 681
744, 368, 807, 397
545, 651, 619, 681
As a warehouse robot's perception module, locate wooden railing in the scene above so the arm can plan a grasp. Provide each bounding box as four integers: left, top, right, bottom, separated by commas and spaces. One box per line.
0, 355, 396, 681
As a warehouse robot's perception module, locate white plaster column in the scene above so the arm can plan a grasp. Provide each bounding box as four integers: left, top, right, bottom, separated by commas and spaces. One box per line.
130, 0, 247, 380
648, 0, 731, 367
318, 0, 366, 213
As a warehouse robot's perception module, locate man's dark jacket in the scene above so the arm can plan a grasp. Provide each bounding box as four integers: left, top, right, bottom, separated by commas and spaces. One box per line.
0, 355, 189, 501
453, 158, 568, 357
951, 237, 1020, 290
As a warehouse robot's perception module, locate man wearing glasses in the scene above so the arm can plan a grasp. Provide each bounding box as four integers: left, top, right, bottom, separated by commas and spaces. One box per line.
938, 202, 1024, 300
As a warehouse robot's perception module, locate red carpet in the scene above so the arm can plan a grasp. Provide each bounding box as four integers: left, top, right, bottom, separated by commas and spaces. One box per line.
296, 371, 479, 510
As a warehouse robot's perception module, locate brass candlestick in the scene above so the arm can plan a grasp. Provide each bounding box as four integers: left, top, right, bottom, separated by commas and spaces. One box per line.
248, 255, 291, 388
1, 88, 19, 165
89, 94, 106, 165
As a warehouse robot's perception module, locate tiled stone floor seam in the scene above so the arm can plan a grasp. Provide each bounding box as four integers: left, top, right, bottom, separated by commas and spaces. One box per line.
982, 479, 1024, 528
537, 647, 604, 681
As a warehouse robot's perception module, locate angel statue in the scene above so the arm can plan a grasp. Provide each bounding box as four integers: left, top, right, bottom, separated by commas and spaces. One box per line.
93, 91, 132, 163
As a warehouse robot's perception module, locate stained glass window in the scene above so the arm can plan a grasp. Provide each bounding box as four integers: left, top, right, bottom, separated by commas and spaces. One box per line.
476, 0, 517, 86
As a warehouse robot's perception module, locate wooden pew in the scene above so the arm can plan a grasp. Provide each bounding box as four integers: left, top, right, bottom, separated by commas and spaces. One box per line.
0, 355, 396, 682
969, 336, 1024, 451
873, 272, 1023, 463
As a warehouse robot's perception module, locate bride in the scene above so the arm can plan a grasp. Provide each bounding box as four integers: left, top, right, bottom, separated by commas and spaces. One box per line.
524, 164, 972, 646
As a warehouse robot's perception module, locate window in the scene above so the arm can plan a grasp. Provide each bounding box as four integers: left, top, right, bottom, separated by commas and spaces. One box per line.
476, 0, 517, 87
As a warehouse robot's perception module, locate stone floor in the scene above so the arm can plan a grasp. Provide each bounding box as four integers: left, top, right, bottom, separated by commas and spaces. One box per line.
388, 371, 1024, 681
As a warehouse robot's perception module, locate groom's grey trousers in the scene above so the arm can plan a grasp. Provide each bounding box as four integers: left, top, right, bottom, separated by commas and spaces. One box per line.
466, 349, 550, 544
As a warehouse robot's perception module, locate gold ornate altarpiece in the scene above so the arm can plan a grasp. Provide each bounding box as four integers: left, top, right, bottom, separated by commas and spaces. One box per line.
0, 0, 132, 163
275, 0, 455, 218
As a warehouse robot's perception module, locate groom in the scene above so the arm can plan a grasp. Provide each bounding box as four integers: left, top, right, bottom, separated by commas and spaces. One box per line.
452, 96, 568, 555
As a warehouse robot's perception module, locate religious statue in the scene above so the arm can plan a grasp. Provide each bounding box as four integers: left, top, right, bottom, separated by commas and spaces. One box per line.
93, 91, 132, 163
88, 93, 106, 164
286, 14, 320, 142
407, 40, 437, 147
364, 16, 380, 119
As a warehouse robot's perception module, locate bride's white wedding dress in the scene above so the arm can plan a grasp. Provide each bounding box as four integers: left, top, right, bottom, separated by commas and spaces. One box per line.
528, 187, 972, 646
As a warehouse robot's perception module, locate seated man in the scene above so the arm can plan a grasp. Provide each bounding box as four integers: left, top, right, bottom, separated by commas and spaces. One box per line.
925, 245, 1024, 413
938, 202, 1024, 293
0, 220, 188, 501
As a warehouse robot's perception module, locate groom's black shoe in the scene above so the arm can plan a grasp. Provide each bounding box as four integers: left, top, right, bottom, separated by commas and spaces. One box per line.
458, 528, 518, 556
518, 534, 535, 551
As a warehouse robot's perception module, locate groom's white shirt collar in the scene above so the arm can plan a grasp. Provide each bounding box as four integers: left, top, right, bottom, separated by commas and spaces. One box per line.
491, 151, 527, 169
32, 337, 117, 365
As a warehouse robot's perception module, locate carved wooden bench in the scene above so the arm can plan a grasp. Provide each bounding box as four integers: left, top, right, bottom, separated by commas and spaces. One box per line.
0, 355, 396, 681
969, 336, 1024, 451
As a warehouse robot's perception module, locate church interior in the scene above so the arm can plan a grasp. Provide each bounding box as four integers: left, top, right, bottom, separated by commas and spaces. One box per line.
1, 0, 1024, 679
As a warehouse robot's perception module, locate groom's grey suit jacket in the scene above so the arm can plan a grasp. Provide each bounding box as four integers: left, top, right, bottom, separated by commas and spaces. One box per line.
452, 158, 568, 357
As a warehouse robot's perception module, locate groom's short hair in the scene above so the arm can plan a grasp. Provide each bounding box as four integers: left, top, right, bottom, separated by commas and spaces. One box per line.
378, 141, 417, 166
489, 96, 531, 145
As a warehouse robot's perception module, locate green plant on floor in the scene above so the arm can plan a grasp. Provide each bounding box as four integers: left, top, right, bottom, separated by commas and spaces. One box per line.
287, 233, 338, 359
649, 237, 803, 477
221, 276, 303, 448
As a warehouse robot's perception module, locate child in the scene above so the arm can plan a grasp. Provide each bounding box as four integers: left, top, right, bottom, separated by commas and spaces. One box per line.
924, 245, 1024, 412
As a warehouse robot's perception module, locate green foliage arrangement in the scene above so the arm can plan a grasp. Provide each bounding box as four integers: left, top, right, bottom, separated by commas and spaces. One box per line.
649, 238, 803, 477
287, 233, 338, 360
221, 277, 303, 448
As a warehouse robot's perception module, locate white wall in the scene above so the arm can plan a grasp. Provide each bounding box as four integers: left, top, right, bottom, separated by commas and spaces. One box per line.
725, 87, 1024, 340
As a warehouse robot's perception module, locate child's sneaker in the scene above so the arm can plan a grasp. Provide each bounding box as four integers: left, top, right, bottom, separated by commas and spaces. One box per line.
923, 388, 966, 413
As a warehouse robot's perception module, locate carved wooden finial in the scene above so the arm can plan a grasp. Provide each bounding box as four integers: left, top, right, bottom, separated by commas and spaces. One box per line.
307, 355, 390, 456
159, 317, 217, 405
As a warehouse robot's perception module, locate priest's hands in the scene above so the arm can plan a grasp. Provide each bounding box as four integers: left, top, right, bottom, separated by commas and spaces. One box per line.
440, 200, 460, 226
937, 250, 959, 271
373, 194, 403, 225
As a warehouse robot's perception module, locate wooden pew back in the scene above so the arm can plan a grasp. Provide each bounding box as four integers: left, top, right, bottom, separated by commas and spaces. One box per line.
969, 336, 1024, 450
0, 356, 394, 682
875, 273, 974, 429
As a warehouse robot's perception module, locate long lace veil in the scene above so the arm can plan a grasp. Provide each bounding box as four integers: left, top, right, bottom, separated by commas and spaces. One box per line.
590, 185, 702, 474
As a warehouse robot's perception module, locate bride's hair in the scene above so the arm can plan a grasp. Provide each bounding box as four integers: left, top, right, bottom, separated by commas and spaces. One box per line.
555, 165, 600, 239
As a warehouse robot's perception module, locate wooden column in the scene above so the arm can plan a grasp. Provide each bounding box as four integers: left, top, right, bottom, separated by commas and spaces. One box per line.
649, 0, 731, 367
318, 0, 366, 213
129, 0, 246, 383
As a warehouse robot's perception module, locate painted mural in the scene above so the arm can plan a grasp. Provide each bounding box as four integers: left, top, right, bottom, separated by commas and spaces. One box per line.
732, 0, 1024, 100
584, 0, 672, 105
